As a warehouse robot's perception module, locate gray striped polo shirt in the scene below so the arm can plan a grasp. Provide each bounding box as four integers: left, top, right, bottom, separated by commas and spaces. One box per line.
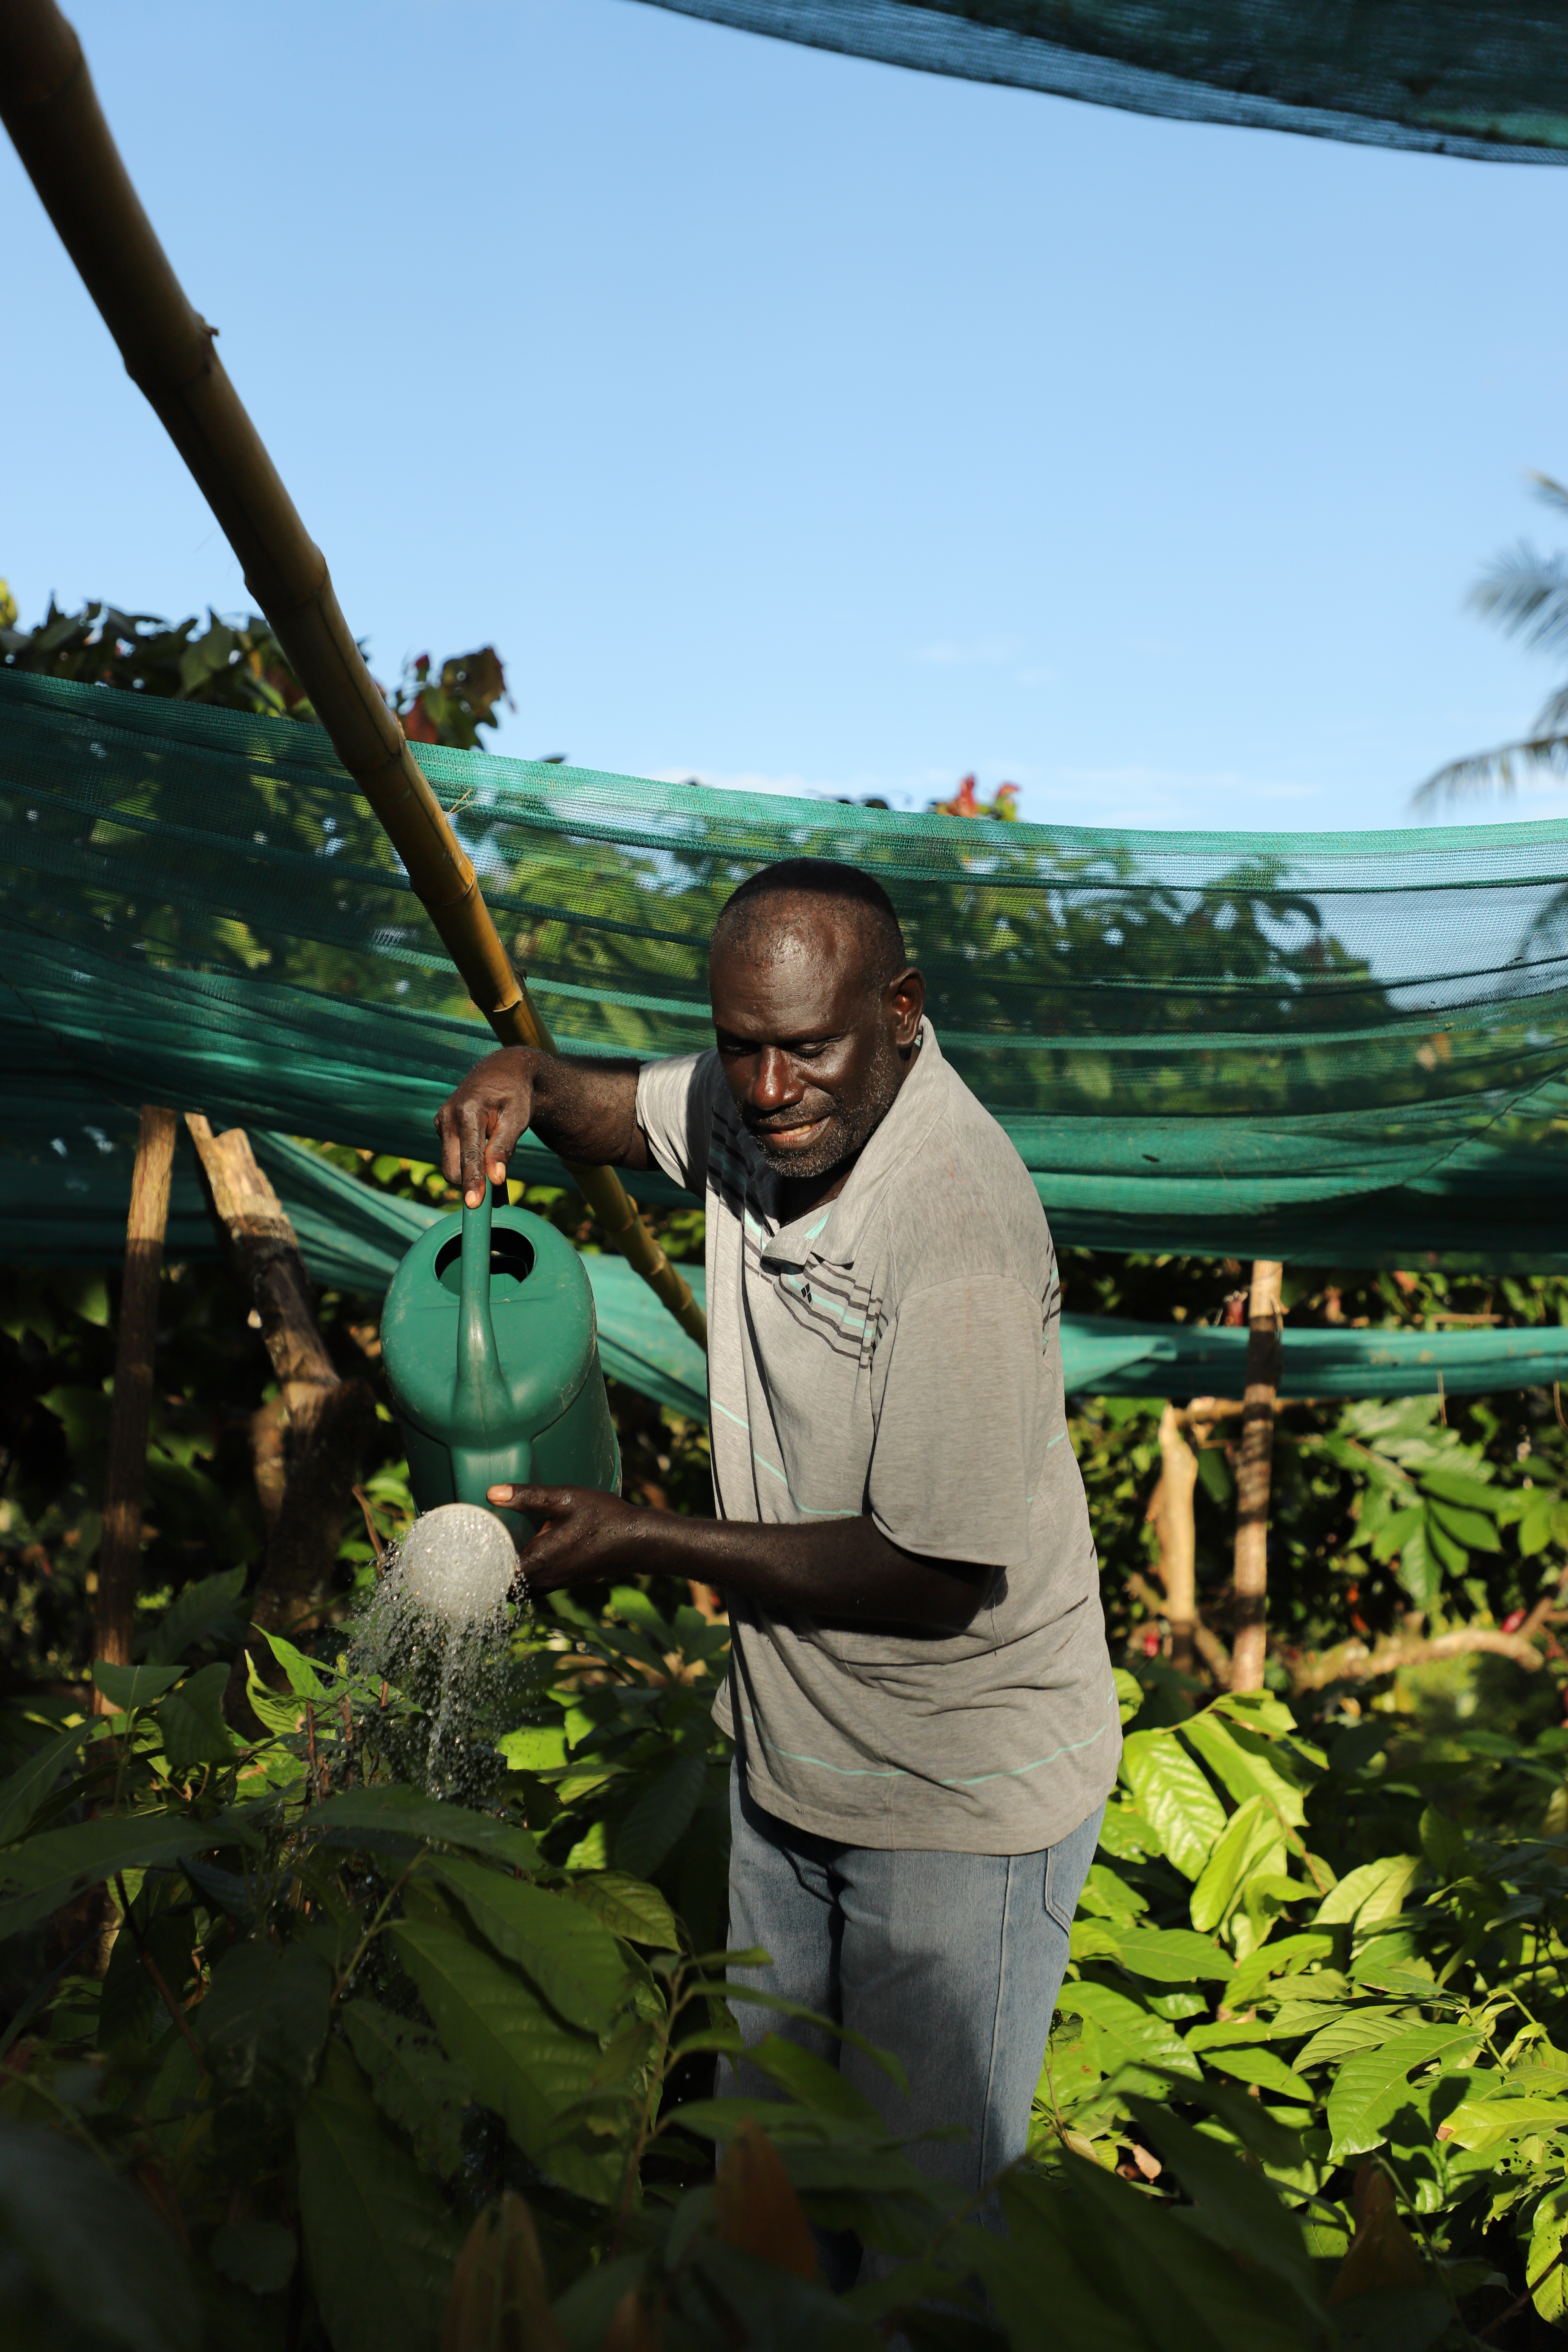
634, 1021, 1119, 1853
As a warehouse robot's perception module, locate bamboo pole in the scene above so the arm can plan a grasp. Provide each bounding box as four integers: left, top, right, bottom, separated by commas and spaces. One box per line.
1230, 1259, 1283, 1693
94, 1104, 177, 1696
0, 0, 705, 1354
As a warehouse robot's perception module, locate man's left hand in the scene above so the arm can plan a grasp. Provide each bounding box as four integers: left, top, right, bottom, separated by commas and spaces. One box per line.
488, 1483, 651, 1591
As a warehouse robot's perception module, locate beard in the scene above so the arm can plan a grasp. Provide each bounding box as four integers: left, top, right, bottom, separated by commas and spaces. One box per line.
749, 1023, 903, 1182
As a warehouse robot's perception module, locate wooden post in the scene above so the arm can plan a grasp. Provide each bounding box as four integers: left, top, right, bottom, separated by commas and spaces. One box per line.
1230, 1260, 1284, 1693
1152, 1404, 1200, 1670
185, 1117, 376, 1650
94, 1105, 178, 1694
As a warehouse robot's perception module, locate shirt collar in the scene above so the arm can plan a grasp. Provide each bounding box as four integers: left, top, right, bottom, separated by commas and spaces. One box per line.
761, 1022, 945, 1272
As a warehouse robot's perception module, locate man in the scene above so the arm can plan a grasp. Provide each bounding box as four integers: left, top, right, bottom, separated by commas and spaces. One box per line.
435, 858, 1118, 2256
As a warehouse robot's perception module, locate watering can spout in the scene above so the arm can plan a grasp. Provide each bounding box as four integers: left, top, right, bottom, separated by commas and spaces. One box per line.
451, 1185, 533, 1516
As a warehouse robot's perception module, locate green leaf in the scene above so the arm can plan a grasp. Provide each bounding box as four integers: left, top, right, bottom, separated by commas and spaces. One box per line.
1224, 1932, 1334, 2007
1191, 1796, 1286, 1934
1529, 2185, 1568, 2328
0, 1720, 92, 1847
1418, 1805, 1469, 1882
1424, 1517, 1470, 1577
340, 1997, 472, 2178
306, 1786, 540, 1874
0, 1814, 218, 1942
1314, 1854, 1421, 1929
0, 2116, 201, 2352
145, 1566, 248, 1664
297, 2040, 460, 2352
389, 1918, 616, 2201
91, 1660, 185, 1711
156, 1661, 238, 1772
975, 2179, 1147, 2352
196, 1939, 332, 2122
1049, 2147, 1315, 2352
606, 1584, 677, 1645
1095, 1802, 1161, 1860
565, 1869, 681, 1950
256, 1629, 331, 1697
1395, 1524, 1443, 1611
1294, 2007, 1407, 2071
1369, 1503, 1424, 1564
498, 1724, 568, 1771
742, 2031, 887, 2128
1098, 1925, 1235, 1984
1201, 2046, 1314, 2101
1125, 2097, 1319, 2316
1326, 2024, 1475, 2163
431, 1855, 631, 2035
1443, 2093, 1568, 2153
1518, 1488, 1558, 1557
612, 1751, 707, 1877
1119, 1729, 1227, 1883
1418, 1467, 1499, 1511
243, 1651, 311, 1738
1182, 1713, 1307, 1826
1427, 1499, 1502, 1554
1113, 1668, 1143, 1724
1056, 1982, 1202, 2093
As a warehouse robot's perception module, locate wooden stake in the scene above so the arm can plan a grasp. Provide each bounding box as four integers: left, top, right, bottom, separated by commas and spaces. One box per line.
185, 1117, 376, 1656
94, 1105, 178, 1695
1150, 1404, 1200, 1671
1230, 1260, 1283, 1693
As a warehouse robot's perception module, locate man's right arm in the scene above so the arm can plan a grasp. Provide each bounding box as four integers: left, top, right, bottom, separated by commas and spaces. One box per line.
435, 1048, 648, 1207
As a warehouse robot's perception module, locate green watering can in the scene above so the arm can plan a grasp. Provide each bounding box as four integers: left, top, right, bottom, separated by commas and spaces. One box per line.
380, 1186, 620, 1542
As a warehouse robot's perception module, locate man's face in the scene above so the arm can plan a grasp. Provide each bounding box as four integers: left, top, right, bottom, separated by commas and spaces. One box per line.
708, 898, 925, 1187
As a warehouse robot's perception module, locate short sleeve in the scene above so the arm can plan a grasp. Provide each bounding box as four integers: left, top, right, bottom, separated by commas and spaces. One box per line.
634, 1050, 720, 1198
866, 1277, 1040, 1570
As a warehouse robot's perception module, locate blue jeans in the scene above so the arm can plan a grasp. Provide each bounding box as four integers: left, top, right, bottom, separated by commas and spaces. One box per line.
716, 1762, 1104, 2279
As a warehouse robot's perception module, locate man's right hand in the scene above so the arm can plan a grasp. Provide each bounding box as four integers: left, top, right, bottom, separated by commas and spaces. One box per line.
435, 1047, 647, 1204
436, 1048, 539, 1207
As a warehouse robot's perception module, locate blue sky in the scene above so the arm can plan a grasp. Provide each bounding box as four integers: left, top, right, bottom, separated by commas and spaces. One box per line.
6, 0, 1568, 832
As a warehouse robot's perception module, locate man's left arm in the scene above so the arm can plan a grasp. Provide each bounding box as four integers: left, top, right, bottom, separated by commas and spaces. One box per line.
490, 1486, 989, 1629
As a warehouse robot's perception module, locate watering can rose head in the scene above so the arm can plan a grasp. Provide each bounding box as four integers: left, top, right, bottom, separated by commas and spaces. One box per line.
394, 1501, 521, 1624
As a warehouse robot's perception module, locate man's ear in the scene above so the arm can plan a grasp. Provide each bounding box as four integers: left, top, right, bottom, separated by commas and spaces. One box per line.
885, 966, 925, 1049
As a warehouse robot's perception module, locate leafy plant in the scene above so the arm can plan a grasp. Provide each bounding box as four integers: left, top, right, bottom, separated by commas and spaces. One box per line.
7, 1567, 1568, 2347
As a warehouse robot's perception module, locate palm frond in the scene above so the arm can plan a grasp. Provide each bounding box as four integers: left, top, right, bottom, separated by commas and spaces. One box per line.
1470, 544, 1568, 657
1533, 680, 1568, 733
1412, 731, 1568, 811
1529, 470, 1568, 518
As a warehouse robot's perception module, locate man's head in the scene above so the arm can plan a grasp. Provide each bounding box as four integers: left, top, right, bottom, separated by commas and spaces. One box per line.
708, 860, 924, 1186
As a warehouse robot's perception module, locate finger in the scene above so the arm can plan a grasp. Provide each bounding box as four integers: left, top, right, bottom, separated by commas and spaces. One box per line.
488, 1483, 579, 1516
453, 1098, 492, 1208
434, 1096, 461, 1187
484, 1096, 530, 1191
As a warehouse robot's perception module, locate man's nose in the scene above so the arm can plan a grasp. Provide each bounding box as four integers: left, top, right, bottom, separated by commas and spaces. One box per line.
749, 1047, 800, 1111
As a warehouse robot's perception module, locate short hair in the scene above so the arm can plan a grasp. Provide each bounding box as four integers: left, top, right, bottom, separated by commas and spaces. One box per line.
712, 858, 908, 988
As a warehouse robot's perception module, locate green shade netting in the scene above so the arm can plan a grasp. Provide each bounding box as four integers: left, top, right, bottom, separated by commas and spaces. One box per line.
3, 670, 1566, 1274
636, 2, 1568, 161
9, 1107, 1565, 1414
